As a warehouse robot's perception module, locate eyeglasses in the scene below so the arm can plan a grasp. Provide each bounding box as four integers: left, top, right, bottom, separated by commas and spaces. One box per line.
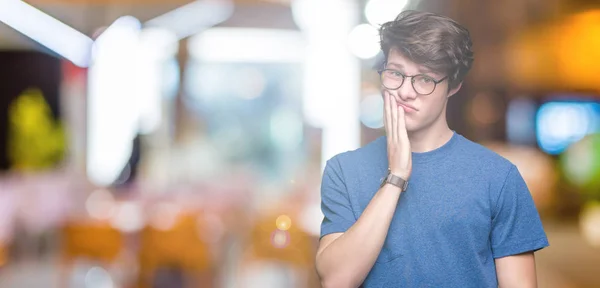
377, 69, 448, 95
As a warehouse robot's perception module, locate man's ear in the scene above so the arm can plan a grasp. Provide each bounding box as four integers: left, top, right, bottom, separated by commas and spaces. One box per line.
447, 82, 463, 98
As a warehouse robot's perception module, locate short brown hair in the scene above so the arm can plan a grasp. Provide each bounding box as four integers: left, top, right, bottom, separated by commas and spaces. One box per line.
379, 10, 474, 89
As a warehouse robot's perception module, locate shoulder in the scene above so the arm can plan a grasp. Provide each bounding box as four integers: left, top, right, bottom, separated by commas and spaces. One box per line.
453, 134, 517, 178
452, 135, 529, 209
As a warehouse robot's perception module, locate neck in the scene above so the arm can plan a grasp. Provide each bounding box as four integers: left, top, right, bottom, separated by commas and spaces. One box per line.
407, 112, 454, 153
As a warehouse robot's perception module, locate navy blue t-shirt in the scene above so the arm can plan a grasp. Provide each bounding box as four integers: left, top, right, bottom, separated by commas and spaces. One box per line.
320, 131, 549, 287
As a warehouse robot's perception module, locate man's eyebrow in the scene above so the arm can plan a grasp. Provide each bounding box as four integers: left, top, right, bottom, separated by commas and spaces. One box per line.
418, 67, 434, 74
386, 62, 403, 69
386, 62, 438, 76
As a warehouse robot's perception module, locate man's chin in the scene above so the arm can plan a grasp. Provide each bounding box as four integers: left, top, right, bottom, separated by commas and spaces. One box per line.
405, 121, 419, 133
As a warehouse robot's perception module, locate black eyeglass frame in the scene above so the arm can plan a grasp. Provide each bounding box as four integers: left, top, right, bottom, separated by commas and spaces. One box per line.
377, 68, 448, 96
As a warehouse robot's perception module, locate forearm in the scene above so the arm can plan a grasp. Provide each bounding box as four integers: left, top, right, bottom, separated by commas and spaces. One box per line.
316, 184, 403, 288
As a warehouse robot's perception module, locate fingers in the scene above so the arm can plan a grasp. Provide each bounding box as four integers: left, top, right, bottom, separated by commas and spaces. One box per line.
397, 103, 409, 144
383, 90, 393, 142
390, 94, 398, 143
381, 90, 390, 135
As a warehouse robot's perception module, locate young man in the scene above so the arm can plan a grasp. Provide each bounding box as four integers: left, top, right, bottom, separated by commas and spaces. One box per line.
315, 10, 548, 288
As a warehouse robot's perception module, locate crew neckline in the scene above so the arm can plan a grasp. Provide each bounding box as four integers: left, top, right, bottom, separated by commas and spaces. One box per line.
410, 131, 460, 164
379, 131, 460, 165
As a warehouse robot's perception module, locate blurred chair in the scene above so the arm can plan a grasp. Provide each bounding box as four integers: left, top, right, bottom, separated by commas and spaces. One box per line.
59, 220, 125, 287
137, 212, 214, 288
248, 216, 314, 266
0, 242, 6, 268
239, 212, 318, 288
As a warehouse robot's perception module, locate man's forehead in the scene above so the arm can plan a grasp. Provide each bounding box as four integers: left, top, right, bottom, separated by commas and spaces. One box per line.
386, 61, 435, 75
386, 49, 440, 75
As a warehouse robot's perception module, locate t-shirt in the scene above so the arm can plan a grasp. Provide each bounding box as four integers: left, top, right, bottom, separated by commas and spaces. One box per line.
319, 131, 549, 287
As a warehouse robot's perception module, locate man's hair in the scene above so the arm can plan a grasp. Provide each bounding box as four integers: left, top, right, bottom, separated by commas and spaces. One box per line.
379, 10, 474, 89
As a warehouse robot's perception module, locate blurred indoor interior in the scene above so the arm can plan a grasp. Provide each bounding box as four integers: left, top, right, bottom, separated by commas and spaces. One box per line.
0, 0, 599, 287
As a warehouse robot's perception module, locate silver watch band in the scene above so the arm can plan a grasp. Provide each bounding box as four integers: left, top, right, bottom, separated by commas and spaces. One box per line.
380, 171, 408, 191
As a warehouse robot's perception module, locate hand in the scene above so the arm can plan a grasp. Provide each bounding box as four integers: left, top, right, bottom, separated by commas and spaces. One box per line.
383, 91, 412, 180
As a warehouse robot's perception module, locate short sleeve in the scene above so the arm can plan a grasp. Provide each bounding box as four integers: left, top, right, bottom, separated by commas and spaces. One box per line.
490, 165, 549, 258
320, 156, 356, 239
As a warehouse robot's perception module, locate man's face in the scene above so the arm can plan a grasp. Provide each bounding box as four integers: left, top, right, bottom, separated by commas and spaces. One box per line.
382, 48, 461, 132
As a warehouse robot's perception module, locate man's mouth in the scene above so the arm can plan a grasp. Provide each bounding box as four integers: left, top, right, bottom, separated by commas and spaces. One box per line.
397, 102, 418, 112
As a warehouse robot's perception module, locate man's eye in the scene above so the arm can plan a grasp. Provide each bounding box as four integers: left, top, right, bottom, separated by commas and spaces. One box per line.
420, 77, 433, 83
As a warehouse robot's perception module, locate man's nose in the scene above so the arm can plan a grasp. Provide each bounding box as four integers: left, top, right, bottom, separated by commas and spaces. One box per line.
398, 78, 418, 100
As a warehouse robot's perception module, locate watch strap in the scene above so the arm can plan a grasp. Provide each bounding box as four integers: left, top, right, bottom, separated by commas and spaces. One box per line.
380, 171, 408, 191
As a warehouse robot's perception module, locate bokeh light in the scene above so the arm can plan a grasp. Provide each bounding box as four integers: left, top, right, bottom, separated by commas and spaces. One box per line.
365, 0, 409, 26
348, 24, 381, 59
275, 215, 292, 231
84, 266, 114, 288
87, 16, 142, 187
560, 133, 600, 194
360, 93, 384, 129
580, 202, 600, 248
469, 92, 501, 126
271, 230, 290, 249
110, 202, 144, 233
85, 189, 116, 220
536, 101, 600, 155
149, 202, 180, 231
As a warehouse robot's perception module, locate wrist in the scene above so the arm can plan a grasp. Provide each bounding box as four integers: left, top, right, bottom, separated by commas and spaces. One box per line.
389, 169, 410, 181
381, 182, 404, 194
381, 169, 409, 191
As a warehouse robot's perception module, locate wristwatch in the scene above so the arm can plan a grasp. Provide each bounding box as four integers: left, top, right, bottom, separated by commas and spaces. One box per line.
380, 169, 409, 191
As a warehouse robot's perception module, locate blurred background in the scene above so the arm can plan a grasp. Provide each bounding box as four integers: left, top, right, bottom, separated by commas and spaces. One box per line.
0, 0, 599, 287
